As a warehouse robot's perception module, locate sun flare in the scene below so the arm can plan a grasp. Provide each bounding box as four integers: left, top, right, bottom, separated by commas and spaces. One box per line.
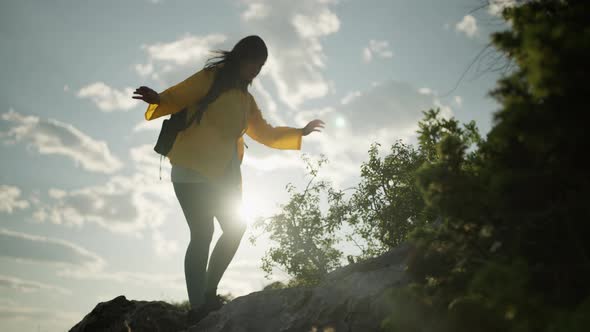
236, 194, 266, 226
236, 199, 254, 226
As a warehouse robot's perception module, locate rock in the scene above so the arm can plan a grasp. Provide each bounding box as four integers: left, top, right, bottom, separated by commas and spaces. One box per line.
193, 242, 413, 332
70, 243, 413, 332
69, 296, 188, 332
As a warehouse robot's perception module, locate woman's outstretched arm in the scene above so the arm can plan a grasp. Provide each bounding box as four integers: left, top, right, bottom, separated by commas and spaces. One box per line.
133, 68, 215, 121
245, 94, 325, 149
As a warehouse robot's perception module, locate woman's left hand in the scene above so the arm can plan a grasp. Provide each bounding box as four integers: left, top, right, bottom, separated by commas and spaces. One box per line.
302, 119, 325, 136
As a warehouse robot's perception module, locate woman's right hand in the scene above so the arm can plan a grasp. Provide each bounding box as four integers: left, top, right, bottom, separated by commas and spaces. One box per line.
132, 86, 160, 104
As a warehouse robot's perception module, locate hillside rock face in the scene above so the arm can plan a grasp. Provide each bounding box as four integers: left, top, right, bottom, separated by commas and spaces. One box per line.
70, 243, 412, 332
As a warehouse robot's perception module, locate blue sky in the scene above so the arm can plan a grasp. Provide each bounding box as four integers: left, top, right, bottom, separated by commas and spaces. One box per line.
0, 0, 513, 330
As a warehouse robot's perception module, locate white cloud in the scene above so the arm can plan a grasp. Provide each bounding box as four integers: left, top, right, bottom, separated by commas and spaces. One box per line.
362, 47, 373, 63
362, 39, 393, 63
241, 2, 270, 21
0, 228, 106, 271
238, 0, 340, 109
134, 62, 154, 77
77, 82, 139, 112
341, 91, 362, 105
0, 109, 123, 174
135, 34, 227, 85
488, 0, 519, 16
48, 188, 67, 199
454, 95, 463, 107
292, 10, 340, 39
152, 229, 179, 258
31, 173, 172, 234
145, 34, 226, 66
0, 275, 72, 295
0, 185, 29, 214
455, 15, 478, 38
418, 87, 433, 95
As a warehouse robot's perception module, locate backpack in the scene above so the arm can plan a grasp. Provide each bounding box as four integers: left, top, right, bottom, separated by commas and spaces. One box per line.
153, 106, 204, 180
153, 107, 202, 156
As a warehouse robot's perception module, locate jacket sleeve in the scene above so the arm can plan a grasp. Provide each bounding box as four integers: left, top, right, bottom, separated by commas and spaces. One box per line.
144, 68, 214, 121
246, 95, 302, 150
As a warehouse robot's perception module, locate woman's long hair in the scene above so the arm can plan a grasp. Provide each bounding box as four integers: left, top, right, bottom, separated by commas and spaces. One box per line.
191, 35, 268, 124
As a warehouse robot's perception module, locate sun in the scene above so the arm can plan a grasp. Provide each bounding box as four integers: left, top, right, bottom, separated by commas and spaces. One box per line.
236, 195, 266, 226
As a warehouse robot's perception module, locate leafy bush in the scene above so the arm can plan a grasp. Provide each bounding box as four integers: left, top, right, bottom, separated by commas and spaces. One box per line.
383, 1, 590, 330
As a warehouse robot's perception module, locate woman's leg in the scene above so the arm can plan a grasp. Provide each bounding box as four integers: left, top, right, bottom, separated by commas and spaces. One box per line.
173, 182, 215, 309
205, 185, 246, 295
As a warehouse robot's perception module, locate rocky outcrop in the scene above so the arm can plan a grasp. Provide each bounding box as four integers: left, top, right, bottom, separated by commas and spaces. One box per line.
70, 242, 413, 332
69, 295, 188, 332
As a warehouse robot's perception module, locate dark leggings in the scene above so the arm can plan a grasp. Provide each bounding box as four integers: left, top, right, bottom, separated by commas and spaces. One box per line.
173, 181, 246, 309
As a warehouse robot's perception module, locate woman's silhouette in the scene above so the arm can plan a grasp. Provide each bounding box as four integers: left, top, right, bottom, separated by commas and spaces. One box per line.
132, 35, 325, 323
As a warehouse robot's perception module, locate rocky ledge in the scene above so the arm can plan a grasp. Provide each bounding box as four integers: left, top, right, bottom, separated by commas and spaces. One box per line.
70, 243, 413, 332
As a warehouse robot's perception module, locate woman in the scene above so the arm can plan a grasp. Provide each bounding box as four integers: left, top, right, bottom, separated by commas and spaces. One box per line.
132, 35, 325, 323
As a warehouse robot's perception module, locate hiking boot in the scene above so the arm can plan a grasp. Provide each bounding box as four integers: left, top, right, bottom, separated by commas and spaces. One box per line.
203, 293, 226, 312
186, 294, 225, 326
186, 306, 208, 326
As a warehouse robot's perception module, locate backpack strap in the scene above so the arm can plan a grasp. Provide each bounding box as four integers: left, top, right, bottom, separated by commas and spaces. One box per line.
184, 107, 204, 129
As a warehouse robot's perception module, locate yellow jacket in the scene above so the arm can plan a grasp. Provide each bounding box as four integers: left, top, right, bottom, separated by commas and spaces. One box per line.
144, 66, 303, 187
